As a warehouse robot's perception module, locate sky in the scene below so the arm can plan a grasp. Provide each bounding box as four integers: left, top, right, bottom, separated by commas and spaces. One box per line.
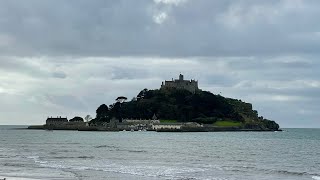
0, 0, 319, 127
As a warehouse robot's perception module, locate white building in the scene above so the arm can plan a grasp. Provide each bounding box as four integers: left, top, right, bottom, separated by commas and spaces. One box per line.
152, 123, 184, 130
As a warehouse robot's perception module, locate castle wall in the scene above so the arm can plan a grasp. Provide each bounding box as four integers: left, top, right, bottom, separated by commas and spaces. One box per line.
161, 75, 199, 93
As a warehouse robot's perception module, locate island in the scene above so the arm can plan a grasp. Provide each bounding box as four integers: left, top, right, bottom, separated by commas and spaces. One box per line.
28, 74, 281, 132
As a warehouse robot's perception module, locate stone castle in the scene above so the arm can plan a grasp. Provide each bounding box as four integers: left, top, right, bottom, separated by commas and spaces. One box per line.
161, 74, 199, 93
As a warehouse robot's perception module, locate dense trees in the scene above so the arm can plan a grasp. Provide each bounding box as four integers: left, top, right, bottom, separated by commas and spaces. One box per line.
69, 116, 84, 122
93, 89, 243, 122
90, 88, 280, 130
95, 104, 109, 122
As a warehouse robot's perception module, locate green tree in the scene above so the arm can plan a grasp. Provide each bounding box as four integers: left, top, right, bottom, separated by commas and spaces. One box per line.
84, 115, 92, 122
116, 96, 128, 103
96, 104, 109, 120
69, 116, 84, 122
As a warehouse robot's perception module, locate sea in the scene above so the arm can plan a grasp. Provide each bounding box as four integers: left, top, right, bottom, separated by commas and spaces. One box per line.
0, 126, 319, 180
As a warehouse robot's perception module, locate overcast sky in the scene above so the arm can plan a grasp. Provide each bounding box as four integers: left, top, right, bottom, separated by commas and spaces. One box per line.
0, 0, 319, 127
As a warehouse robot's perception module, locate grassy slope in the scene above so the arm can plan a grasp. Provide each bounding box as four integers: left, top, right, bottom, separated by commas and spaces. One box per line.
213, 121, 242, 127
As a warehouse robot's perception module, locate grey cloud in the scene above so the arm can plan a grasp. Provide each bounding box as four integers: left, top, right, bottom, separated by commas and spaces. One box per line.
110, 66, 151, 80
52, 71, 67, 79
0, 57, 69, 80
0, 57, 49, 77
275, 61, 313, 69
0, 1, 320, 57
202, 73, 239, 87
1, 56, 320, 127
44, 94, 87, 111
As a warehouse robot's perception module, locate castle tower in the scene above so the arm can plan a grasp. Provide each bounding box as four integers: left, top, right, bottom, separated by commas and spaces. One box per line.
179, 74, 184, 81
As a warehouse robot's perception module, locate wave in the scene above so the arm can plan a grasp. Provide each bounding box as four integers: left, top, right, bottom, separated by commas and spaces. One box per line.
259, 168, 320, 178
78, 156, 94, 159
94, 145, 118, 149
52, 156, 95, 159
225, 164, 320, 178
30, 158, 210, 180
0, 155, 14, 159
29, 142, 81, 145
26, 155, 40, 161
26, 154, 318, 180
125, 150, 147, 153
3, 162, 29, 168
273, 170, 307, 176
93, 145, 147, 153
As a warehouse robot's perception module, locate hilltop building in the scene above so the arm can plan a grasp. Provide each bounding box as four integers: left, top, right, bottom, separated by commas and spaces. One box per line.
46, 116, 68, 125
161, 74, 200, 93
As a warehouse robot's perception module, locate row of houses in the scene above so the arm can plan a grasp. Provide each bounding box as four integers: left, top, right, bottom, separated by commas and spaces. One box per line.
45, 116, 202, 131
109, 117, 202, 131
46, 117, 87, 128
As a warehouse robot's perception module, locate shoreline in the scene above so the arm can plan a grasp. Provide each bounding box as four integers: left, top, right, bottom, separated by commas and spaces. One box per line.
27, 125, 282, 132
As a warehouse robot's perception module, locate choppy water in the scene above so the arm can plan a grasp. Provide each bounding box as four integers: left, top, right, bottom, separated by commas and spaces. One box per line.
0, 126, 319, 180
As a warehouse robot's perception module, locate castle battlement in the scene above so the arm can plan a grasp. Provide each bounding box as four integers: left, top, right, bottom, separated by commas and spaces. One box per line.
161, 74, 199, 93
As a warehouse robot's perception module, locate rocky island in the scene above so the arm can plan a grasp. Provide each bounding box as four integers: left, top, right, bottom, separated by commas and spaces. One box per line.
28, 74, 281, 132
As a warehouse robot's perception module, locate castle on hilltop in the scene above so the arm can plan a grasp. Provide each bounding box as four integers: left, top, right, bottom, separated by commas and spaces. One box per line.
161, 74, 200, 93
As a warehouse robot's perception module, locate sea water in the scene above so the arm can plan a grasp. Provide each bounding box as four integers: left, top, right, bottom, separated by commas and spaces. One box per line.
0, 126, 319, 180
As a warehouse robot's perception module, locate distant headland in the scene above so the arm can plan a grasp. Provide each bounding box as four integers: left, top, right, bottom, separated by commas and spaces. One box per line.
28, 74, 281, 132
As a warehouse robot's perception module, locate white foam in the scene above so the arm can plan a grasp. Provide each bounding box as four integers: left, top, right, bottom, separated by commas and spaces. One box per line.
0, 177, 39, 180
32, 159, 208, 180
312, 176, 320, 180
